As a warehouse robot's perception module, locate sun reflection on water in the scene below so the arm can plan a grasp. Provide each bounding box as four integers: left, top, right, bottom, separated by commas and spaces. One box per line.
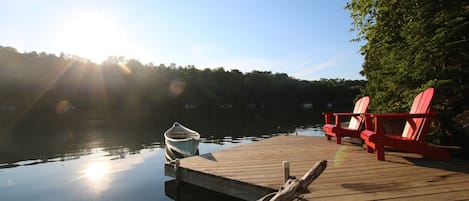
82, 162, 111, 193
85, 162, 109, 181
77, 148, 160, 194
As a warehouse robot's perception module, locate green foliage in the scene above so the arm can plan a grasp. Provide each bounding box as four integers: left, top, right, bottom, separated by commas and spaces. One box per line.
346, 0, 469, 150
0, 46, 366, 127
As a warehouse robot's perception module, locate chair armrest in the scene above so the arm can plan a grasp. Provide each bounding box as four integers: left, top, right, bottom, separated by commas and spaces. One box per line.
333, 113, 362, 127
323, 112, 362, 126
362, 112, 436, 121
364, 112, 436, 119
362, 112, 437, 135
332, 113, 362, 116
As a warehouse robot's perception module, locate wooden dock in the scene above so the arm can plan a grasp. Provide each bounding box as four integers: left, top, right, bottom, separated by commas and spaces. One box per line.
165, 136, 469, 200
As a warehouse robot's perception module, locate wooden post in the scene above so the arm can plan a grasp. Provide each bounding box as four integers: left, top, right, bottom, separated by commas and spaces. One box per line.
174, 159, 181, 201
258, 160, 328, 201
174, 159, 181, 185
283, 161, 290, 182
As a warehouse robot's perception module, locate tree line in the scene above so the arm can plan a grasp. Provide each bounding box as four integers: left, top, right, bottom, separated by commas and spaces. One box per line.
0, 46, 365, 127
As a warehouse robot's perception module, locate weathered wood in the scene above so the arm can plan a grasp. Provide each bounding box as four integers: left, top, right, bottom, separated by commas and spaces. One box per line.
164, 136, 469, 200
283, 161, 290, 182
298, 160, 327, 190
164, 163, 276, 200
262, 160, 327, 201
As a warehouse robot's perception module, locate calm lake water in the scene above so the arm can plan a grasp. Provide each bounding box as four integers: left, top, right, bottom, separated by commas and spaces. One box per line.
0, 111, 325, 201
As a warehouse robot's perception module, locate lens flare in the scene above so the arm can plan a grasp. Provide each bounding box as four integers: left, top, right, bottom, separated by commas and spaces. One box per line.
118, 62, 132, 75
56, 100, 71, 114
334, 146, 348, 167
169, 80, 186, 97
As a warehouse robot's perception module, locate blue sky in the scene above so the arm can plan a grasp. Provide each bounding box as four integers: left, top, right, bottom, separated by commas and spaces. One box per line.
0, 0, 365, 80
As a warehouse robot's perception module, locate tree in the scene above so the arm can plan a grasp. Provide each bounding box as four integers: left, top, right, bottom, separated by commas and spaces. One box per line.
346, 0, 469, 151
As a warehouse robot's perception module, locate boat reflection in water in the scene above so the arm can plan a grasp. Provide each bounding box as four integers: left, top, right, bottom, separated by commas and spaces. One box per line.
164, 122, 200, 161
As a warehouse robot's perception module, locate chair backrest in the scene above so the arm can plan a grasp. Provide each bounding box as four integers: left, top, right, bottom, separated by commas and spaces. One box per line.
348, 96, 370, 130
401, 88, 434, 141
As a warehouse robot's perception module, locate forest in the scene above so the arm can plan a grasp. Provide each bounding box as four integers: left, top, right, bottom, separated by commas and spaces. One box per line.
0, 46, 365, 129
347, 0, 468, 156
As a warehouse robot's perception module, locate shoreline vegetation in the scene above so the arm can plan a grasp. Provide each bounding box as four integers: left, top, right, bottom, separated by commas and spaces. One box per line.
346, 0, 468, 158
0, 45, 364, 130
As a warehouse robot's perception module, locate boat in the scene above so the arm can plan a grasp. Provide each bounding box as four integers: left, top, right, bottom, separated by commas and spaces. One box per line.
164, 122, 200, 161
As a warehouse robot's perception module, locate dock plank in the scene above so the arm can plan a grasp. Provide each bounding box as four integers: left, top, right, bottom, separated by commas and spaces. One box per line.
165, 136, 469, 200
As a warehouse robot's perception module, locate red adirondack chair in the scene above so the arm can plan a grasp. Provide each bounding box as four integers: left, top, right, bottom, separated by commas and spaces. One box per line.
323, 96, 370, 144
360, 88, 451, 161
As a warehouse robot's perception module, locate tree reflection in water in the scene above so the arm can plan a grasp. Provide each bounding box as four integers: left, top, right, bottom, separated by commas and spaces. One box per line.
0, 112, 325, 201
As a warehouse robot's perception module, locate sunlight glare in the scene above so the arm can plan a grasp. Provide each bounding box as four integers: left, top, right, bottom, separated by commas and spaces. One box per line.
118, 62, 132, 75
56, 13, 129, 63
85, 162, 108, 181
334, 146, 348, 167
81, 161, 112, 193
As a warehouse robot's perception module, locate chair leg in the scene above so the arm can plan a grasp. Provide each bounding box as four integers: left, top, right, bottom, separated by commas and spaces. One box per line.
336, 137, 341, 144
326, 135, 332, 141
366, 145, 374, 153
376, 143, 385, 161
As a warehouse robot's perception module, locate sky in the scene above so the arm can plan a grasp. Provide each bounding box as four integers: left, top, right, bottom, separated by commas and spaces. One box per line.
0, 0, 365, 80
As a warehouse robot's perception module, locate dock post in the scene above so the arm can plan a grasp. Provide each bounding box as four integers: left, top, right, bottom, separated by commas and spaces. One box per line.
174, 159, 181, 184
283, 161, 290, 182
174, 159, 181, 201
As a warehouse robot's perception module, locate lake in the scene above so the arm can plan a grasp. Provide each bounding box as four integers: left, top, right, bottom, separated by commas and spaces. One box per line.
0, 110, 325, 201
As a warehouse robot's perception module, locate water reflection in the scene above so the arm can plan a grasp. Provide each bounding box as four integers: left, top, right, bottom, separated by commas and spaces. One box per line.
1, 110, 320, 166
72, 146, 163, 195
83, 162, 110, 191
0, 110, 325, 201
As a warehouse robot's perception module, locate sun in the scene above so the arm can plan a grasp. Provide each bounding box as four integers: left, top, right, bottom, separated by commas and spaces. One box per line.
56, 13, 129, 63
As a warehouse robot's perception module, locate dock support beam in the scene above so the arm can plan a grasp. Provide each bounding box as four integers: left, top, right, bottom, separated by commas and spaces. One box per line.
174, 159, 181, 201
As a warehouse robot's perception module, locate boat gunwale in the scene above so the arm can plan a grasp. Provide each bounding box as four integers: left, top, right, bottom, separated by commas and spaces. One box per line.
164, 133, 200, 142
